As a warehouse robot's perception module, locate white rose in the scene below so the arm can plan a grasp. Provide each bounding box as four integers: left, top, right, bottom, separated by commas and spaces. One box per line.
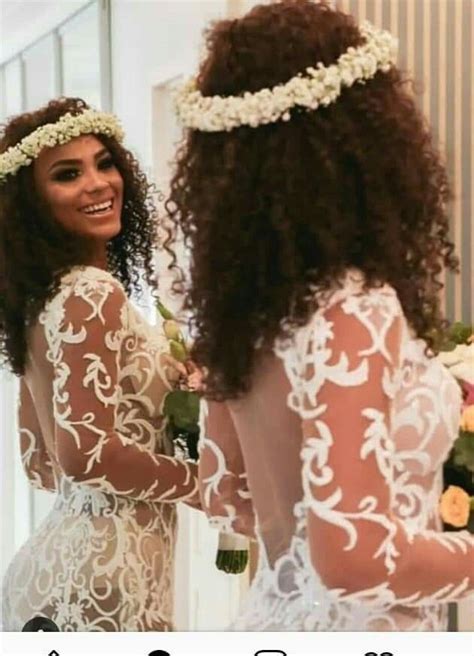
439, 343, 474, 385
437, 343, 468, 367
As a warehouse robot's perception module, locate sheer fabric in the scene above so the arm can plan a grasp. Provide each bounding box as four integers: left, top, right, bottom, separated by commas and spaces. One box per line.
2, 266, 198, 631
200, 269, 473, 630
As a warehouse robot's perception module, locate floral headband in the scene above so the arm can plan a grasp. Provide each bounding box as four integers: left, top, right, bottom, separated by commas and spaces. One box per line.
175, 21, 398, 132
0, 109, 125, 184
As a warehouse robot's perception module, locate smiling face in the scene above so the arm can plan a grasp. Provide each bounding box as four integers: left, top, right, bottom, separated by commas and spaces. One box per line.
33, 134, 124, 265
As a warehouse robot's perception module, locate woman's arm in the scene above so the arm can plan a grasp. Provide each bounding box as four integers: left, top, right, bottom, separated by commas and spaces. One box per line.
199, 400, 256, 538
18, 378, 56, 492
298, 290, 473, 604
49, 275, 198, 504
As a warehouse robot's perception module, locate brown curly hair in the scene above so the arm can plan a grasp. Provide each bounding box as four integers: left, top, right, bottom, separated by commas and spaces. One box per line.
166, 0, 458, 400
0, 97, 159, 376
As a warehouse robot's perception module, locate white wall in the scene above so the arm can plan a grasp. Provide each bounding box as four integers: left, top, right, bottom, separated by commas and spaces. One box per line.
111, 0, 228, 170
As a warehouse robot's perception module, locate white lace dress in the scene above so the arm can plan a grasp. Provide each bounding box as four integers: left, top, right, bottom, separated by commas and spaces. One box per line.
199, 270, 474, 631
2, 266, 198, 631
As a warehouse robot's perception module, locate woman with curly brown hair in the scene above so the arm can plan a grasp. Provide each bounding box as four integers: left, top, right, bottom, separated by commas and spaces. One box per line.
0, 97, 199, 631
168, 0, 474, 631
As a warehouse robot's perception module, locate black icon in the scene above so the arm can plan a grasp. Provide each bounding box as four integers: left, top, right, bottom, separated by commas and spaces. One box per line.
21, 616, 59, 631
255, 651, 287, 656
148, 651, 171, 656
365, 653, 393, 656
49, 651, 60, 656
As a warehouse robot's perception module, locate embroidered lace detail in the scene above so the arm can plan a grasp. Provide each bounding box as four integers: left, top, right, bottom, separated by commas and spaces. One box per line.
199, 400, 255, 537
2, 266, 198, 631
202, 271, 473, 631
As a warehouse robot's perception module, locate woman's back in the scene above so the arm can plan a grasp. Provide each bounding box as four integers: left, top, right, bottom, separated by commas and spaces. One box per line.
2, 266, 189, 631
166, 0, 473, 632
0, 96, 200, 632
202, 271, 471, 630
228, 353, 303, 566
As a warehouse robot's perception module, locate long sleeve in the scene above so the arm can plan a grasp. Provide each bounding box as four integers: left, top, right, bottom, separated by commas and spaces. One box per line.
296, 289, 474, 605
199, 400, 256, 538
18, 378, 56, 492
48, 274, 198, 503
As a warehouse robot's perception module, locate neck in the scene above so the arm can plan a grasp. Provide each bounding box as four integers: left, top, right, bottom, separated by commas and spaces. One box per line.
88, 244, 108, 270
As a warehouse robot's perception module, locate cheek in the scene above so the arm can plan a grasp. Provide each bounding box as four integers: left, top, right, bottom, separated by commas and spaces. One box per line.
115, 174, 124, 200
43, 187, 77, 219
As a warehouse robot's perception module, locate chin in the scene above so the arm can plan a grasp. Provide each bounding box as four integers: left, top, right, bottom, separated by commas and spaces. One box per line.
92, 220, 122, 241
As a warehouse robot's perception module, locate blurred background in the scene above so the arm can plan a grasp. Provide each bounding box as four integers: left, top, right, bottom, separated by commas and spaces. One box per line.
0, 0, 472, 630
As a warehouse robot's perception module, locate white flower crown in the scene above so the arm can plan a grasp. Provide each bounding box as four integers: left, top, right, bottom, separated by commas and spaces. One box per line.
175, 21, 398, 132
0, 108, 125, 183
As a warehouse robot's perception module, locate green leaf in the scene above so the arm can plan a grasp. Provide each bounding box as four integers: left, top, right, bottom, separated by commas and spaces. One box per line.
163, 320, 186, 345
170, 340, 187, 362
440, 340, 457, 352
156, 299, 175, 321
448, 321, 473, 345
452, 432, 474, 473
163, 390, 200, 430
215, 549, 249, 574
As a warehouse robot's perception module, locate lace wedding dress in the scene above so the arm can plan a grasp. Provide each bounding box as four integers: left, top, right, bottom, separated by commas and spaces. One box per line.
199, 270, 474, 631
2, 266, 198, 631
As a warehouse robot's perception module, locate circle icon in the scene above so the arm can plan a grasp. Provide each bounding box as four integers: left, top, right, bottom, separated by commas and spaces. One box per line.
148, 651, 171, 656
21, 616, 59, 632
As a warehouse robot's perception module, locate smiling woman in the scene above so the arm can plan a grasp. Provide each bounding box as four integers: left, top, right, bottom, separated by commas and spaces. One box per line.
0, 97, 160, 376
33, 135, 124, 265
0, 97, 199, 631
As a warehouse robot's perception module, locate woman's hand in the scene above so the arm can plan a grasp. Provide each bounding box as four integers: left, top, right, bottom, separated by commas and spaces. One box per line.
185, 361, 207, 393
161, 353, 188, 385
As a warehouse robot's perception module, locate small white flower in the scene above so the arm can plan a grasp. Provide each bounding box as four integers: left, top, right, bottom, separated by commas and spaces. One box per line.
0, 109, 124, 183
175, 21, 397, 132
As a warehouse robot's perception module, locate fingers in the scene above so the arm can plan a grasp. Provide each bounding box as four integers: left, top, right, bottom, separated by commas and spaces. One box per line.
161, 353, 188, 378
185, 360, 198, 374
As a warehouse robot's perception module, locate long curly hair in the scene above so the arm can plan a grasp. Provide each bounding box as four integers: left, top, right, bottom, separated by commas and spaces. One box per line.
0, 97, 159, 376
166, 0, 458, 400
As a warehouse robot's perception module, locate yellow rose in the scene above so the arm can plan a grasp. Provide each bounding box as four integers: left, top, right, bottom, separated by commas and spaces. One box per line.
163, 320, 182, 342
460, 405, 474, 432
169, 340, 187, 363
439, 485, 471, 528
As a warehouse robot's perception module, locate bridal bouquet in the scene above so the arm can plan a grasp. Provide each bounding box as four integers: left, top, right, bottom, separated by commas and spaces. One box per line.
157, 299, 249, 573
157, 299, 200, 462
437, 322, 474, 532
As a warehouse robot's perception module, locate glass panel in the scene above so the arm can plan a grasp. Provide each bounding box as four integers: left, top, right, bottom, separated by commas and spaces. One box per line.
23, 34, 56, 111
3, 58, 23, 119
60, 1, 101, 108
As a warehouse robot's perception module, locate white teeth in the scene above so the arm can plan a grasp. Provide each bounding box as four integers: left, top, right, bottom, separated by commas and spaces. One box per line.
82, 200, 113, 214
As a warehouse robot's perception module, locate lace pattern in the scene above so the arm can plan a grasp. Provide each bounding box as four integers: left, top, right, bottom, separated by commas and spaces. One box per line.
201, 271, 473, 631
2, 266, 198, 631
199, 400, 256, 537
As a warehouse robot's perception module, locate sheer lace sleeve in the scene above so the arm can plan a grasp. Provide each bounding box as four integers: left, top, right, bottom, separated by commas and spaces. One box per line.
18, 378, 56, 492
296, 289, 474, 605
47, 273, 198, 503
199, 400, 256, 538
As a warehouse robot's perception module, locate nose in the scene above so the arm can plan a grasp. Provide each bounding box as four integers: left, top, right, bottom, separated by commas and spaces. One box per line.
82, 167, 109, 195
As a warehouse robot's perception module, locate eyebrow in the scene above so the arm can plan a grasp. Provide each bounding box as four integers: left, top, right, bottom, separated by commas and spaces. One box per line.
48, 148, 110, 172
